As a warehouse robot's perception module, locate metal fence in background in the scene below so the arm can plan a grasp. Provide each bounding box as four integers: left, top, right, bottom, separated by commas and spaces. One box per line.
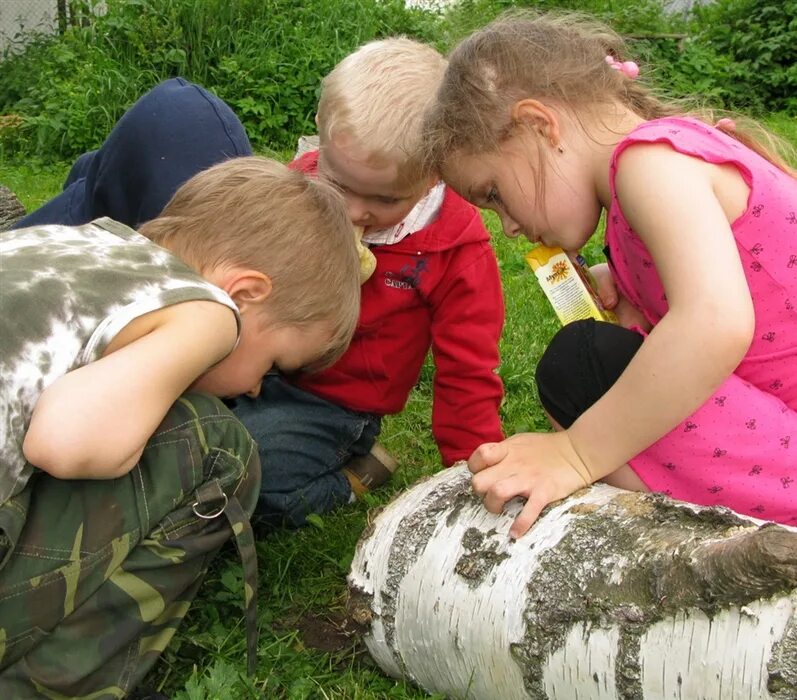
0, 1, 106, 54
1, 1, 57, 53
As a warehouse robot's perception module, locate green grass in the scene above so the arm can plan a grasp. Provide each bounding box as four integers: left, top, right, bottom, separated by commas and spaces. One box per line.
768, 112, 797, 143
1, 113, 795, 699
767, 113, 797, 168
0, 157, 70, 210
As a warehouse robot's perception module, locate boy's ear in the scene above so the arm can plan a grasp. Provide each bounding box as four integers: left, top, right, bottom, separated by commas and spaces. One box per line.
511, 99, 562, 148
225, 271, 273, 312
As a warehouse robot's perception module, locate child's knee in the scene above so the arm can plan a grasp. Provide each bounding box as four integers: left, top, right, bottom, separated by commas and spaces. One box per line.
148, 393, 261, 516
535, 319, 643, 428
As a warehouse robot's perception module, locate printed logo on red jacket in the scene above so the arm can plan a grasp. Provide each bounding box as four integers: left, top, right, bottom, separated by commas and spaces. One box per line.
384, 259, 428, 290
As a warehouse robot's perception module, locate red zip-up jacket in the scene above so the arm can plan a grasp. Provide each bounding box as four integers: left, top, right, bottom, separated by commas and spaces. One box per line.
290, 151, 505, 465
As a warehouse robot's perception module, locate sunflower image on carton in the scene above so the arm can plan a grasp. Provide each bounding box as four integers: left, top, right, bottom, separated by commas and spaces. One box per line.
525, 246, 617, 325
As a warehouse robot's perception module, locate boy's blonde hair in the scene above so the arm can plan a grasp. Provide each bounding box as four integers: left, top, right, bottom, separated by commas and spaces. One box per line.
423, 11, 796, 190
317, 37, 447, 183
139, 157, 361, 368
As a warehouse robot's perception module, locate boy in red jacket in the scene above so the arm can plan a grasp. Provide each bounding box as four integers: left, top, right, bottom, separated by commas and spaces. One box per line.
233, 38, 505, 527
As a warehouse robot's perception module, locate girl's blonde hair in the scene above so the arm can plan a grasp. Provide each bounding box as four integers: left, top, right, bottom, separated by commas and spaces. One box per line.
424, 11, 796, 180
139, 157, 361, 369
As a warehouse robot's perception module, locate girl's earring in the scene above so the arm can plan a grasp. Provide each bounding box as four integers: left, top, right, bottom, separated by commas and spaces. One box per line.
557, 144, 565, 154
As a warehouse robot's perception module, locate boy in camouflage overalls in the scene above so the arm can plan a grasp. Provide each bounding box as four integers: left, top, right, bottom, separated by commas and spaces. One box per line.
0, 157, 361, 698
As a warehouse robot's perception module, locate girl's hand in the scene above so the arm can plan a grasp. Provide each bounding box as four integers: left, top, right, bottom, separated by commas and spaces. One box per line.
467, 432, 591, 538
590, 263, 652, 331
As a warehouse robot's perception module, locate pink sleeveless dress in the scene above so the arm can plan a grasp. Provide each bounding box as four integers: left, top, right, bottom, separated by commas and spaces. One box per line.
605, 117, 797, 525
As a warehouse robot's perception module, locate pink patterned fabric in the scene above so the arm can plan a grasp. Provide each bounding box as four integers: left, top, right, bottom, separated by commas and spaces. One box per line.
605, 117, 797, 525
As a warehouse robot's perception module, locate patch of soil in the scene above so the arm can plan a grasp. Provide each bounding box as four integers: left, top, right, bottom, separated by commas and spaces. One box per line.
295, 611, 360, 653
282, 609, 376, 667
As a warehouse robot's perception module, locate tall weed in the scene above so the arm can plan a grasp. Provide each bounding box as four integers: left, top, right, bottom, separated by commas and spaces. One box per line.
0, 0, 439, 159
439, 0, 681, 48
1, 0, 794, 161
691, 0, 797, 113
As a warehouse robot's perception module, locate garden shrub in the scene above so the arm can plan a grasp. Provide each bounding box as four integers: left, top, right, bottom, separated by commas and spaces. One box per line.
440, 0, 797, 116
690, 0, 797, 113
0, 0, 440, 159
1, 0, 793, 161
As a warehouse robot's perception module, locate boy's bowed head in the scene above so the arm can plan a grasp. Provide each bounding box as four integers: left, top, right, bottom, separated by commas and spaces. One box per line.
141, 156, 362, 382
23, 157, 362, 478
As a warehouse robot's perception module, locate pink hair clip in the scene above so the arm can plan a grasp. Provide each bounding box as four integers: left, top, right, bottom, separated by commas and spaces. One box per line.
605, 55, 639, 79
715, 117, 736, 131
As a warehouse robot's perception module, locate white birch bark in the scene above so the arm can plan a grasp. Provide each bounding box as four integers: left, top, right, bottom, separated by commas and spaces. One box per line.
348, 464, 797, 699
0, 184, 26, 232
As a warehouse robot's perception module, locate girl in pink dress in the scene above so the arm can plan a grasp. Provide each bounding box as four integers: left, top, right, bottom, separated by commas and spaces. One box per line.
423, 12, 797, 536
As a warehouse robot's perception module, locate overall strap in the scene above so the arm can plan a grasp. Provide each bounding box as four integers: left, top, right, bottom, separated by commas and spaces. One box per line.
193, 479, 259, 675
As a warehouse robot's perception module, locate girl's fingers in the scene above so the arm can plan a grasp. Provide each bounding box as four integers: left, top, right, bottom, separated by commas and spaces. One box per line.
590, 263, 618, 308
615, 298, 652, 331
510, 495, 548, 539
467, 441, 508, 474
481, 474, 523, 514
471, 466, 501, 497
469, 432, 592, 537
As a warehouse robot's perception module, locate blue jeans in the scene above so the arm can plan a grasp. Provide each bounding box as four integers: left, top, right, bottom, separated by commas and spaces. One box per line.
231, 374, 382, 528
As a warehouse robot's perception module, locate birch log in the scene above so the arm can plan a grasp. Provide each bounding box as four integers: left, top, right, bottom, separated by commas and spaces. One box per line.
0, 184, 26, 232
348, 464, 797, 700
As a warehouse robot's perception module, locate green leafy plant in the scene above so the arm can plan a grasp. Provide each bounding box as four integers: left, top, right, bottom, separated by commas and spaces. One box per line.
0, 0, 440, 160
691, 0, 797, 113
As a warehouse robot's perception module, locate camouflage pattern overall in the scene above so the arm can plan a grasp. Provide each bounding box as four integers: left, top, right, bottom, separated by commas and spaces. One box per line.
0, 394, 260, 697
0, 221, 260, 697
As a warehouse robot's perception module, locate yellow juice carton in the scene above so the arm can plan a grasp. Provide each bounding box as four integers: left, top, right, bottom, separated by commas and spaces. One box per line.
525, 246, 617, 325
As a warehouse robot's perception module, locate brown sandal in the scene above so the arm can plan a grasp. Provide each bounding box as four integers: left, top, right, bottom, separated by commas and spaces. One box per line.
342, 443, 399, 498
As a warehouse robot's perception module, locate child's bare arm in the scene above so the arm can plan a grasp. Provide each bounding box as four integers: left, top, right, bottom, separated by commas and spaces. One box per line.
470, 144, 754, 537
569, 144, 754, 475
23, 300, 238, 479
